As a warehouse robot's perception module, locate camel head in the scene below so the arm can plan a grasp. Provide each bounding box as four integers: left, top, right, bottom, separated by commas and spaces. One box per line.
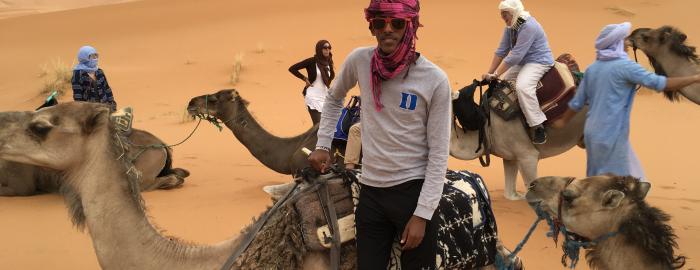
628, 26, 698, 65
629, 26, 700, 104
527, 175, 651, 239
0, 102, 111, 171
187, 89, 249, 121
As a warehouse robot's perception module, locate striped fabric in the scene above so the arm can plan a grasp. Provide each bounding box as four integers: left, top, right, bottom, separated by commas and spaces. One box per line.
350, 169, 498, 269
71, 69, 117, 111
364, 0, 420, 111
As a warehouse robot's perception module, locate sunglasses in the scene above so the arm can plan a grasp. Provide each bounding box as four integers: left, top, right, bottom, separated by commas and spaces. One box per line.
323, 45, 332, 50
370, 17, 409, 31
88, 53, 99, 60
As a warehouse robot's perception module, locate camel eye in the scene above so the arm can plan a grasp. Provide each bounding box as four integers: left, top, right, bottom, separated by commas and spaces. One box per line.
561, 189, 577, 204
642, 35, 650, 42
29, 121, 52, 139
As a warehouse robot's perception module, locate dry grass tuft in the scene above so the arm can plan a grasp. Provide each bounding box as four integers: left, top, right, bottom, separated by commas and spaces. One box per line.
230, 53, 244, 85
255, 42, 265, 54
38, 58, 73, 97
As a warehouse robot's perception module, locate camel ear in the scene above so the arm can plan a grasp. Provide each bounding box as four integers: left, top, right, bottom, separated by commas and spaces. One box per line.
637, 182, 651, 199
602, 190, 626, 209
82, 106, 110, 135
660, 31, 672, 43
262, 182, 296, 201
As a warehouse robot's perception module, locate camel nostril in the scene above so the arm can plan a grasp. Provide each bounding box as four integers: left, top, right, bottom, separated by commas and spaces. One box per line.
528, 182, 537, 191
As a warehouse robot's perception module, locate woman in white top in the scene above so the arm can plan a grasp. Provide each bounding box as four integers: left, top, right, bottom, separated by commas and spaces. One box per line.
289, 40, 335, 124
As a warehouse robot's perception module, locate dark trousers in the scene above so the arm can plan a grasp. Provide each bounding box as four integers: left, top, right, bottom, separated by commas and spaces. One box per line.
307, 107, 321, 125
356, 180, 437, 270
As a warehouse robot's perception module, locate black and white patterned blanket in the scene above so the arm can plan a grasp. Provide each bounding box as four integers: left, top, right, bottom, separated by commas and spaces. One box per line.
349, 169, 498, 269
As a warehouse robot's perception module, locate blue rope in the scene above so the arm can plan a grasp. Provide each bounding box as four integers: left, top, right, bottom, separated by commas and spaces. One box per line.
561, 230, 618, 269
495, 206, 550, 270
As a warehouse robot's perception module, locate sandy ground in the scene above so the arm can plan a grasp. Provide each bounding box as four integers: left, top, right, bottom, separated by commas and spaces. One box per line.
0, 0, 698, 269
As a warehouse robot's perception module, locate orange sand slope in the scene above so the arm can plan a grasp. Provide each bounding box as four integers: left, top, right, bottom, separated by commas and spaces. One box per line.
0, 0, 698, 269
0, 0, 137, 19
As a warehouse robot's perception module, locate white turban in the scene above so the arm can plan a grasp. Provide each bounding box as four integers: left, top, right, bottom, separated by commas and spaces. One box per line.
499, 0, 531, 27
595, 22, 631, 61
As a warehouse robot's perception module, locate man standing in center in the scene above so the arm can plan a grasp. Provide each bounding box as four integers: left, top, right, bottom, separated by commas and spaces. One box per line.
308, 1, 451, 269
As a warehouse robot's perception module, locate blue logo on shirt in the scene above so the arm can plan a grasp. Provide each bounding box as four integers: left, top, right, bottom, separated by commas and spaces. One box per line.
399, 92, 418, 110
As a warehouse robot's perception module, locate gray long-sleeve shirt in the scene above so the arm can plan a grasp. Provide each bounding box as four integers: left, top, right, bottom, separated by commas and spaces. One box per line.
316, 47, 451, 220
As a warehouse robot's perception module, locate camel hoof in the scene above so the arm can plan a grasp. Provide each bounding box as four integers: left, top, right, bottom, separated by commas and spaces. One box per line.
504, 192, 526, 201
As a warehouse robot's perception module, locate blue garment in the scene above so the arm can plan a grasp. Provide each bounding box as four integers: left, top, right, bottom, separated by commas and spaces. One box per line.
71, 69, 117, 111
595, 22, 631, 61
74, 46, 99, 72
568, 58, 667, 179
495, 17, 554, 67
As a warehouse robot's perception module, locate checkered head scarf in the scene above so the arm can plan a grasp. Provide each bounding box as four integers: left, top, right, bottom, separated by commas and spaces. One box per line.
365, 0, 420, 111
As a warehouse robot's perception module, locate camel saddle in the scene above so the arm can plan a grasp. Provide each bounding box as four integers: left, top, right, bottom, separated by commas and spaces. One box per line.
294, 169, 499, 269
488, 54, 579, 123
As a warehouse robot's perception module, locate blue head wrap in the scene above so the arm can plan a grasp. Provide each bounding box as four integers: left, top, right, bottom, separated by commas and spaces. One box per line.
74, 46, 99, 72
595, 22, 631, 61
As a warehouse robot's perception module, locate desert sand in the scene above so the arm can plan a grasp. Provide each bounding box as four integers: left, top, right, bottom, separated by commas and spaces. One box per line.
0, 0, 698, 269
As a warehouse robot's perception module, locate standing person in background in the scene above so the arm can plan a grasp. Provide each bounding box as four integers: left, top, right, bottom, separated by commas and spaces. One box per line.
71, 45, 117, 112
553, 22, 700, 180
289, 40, 335, 125
482, 0, 554, 144
308, 0, 451, 269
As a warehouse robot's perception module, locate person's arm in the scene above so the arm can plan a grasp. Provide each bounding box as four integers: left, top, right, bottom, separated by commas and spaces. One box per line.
289, 58, 312, 86
401, 77, 450, 250
99, 70, 117, 111
664, 74, 700, 92
619, 61, 671, 92
71, 70, 85, 101
308, 50, 360, 173
483, 28, 511, 80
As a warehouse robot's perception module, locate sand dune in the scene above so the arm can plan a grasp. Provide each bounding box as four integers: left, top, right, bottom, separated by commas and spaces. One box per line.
1, 0, 698, 269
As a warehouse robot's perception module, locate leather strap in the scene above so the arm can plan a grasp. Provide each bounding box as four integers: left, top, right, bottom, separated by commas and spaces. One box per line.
317, 180, 341, 270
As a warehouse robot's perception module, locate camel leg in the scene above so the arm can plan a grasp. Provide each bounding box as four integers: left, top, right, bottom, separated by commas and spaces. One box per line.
503, 159, 522, 200
517, 157, 539, 198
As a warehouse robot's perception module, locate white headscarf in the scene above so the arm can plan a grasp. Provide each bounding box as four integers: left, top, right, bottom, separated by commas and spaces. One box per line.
595, 22, 631, 61
499, 0, 531, 27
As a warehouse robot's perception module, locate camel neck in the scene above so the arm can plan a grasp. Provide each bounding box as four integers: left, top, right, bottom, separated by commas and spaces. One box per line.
74, 130, 236, 269
220, 101, 315, 175
655, 52, 700, 104
591, 235, 664, 270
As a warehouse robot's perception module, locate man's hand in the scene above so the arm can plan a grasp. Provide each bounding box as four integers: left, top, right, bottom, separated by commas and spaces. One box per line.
481, 73, 498, 81
400, 215, 427, 250
308, 149, 331, 173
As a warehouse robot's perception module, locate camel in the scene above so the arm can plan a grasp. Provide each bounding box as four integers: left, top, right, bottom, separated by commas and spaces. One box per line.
186, 89, 322, 176
0, 102, 512, 269
0, 111, 189, 196
0, 103, 333, 269
526, 175, 686, 270
449, 92, 587, 200
629, 26, 700, 104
